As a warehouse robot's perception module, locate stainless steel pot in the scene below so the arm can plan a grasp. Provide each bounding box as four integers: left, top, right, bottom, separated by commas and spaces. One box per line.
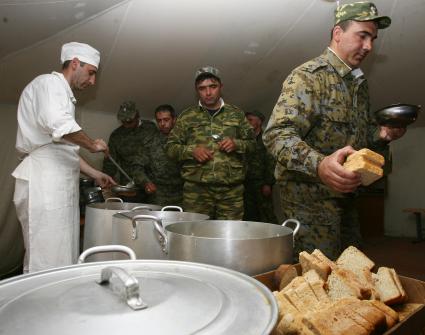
154, 219, 300, 276
111, 207, 209, 260
0, 247, 277, 335
83, 198, 161, 261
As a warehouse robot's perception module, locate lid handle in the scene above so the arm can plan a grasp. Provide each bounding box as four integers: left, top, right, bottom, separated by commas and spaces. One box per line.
131, 205, 153, 211
105, 197, 124, 203
161, 205, 183, 212
78, 245, 136, 263
97, 266, 147, 311
132, 215, 166, 247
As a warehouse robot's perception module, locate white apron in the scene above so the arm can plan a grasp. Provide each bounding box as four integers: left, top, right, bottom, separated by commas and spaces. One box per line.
13, 143, 80, 273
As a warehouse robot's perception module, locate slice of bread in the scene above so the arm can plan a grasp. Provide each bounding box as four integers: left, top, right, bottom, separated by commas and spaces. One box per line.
303, 269, 324, 284
367, 300, 399, 328
327, 268, 371, 301
294, 282, 320, 312
275, 264, 299, 291
282, 276, 307, 293
373, 267, 405, 305
389, 268, 408, 302
312, 249, 337, 270
336, 246, 375, 271
299, 251, 331, 281
345, 148, 385, 166
309, 280, 331, 304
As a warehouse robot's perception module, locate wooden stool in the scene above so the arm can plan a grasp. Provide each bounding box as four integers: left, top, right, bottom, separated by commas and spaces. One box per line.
403, 208, 425, 243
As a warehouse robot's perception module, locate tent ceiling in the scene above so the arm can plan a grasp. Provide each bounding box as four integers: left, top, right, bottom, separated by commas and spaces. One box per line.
1, 0, 424, 126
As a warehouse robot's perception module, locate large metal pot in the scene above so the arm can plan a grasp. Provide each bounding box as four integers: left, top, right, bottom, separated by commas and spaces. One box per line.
83, 198, 161, 261
0, 246, 277, 335
111, 207, 209, 260
154, 219, 300, 276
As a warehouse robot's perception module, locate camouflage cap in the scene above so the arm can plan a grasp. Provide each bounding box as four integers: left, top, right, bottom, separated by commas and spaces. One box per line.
195, 66, 221, 81
335, 1, 391, 29
245, 110, 265, 122
117, 101, 139, 122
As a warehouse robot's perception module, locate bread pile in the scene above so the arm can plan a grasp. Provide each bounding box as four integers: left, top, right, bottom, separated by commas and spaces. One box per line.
272, 246, 408, 335
343, 148, 385, 186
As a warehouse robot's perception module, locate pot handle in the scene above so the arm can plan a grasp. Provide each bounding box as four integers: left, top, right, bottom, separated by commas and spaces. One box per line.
161, 205, 183, 212
105, 197, 124, 203
97, 266, 147, 311
132, 215, 168, 254
281, 219, 300, 236
78, 245, 136, 263
131, 206, 153, 211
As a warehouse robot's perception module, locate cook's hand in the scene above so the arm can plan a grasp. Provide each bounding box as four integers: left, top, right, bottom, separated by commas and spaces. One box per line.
379, 126, 406, 142
94, 172, 117, 188
144, 182, 157, 194
261, 185, 272, 197
318, 146, 362, 193
92, 139, 109, 156
193, 146, 214, 163
218, 137, 237, 153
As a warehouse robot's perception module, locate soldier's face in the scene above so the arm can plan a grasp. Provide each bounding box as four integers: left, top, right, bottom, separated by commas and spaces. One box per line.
333, 21, 377, 68
246, 114, 262, 132
196, 78, 223, 109
156, 111, 176, 135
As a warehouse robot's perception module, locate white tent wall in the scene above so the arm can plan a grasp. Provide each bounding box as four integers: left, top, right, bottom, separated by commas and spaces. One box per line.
385, 127, 425, 237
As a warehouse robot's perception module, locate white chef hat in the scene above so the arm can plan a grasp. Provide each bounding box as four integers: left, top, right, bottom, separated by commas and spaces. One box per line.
60, 42, 100, 68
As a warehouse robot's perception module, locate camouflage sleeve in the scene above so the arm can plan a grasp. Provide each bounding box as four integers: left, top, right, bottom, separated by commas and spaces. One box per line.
131, 136, 155, 186
234, 113, 256, 154
165, 116, 197, 161
102, 133, 118, 177
263, 70, 325, 178
264, 151, 276, 185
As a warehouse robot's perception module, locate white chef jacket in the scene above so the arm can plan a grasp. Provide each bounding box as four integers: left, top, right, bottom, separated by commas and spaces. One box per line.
12, 71, 82, 273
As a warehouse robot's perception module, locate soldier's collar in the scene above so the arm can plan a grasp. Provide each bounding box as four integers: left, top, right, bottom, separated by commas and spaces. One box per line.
325, 47, 354, 78
198, 98, 225, 111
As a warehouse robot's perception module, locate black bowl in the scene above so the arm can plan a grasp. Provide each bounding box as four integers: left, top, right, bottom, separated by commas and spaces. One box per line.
375, 103, 420, 127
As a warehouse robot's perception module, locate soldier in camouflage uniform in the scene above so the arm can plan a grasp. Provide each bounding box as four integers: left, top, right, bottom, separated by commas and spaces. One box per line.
102, 101, 158, 203
244, 110, 278, 224
263, 2, 406, 259
132, 104, 183, 207
166, 66, 255, 219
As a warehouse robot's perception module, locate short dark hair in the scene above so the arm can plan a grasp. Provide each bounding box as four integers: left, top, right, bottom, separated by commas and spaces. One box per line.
195, 73, 221, 86
330, 20, 354, 40
155, 104, 176, 118
62, 59, 87, 70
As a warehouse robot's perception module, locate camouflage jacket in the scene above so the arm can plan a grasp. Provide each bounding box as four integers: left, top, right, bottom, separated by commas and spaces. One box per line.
263, 48, 386, 189
102, 120, 158, 185
245, 131, 276, 185
166, 103, 255, 185
132, 132, 183, 187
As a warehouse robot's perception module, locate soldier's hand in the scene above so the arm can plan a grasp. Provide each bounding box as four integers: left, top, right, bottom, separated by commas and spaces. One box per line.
379, 126, 406, 142
144, 182, 157, 194
92, 139, 109, 156
193, 146, 214, 163
261, 185, 272, 197
318, 146, 361, 193
218, 137, 236, 153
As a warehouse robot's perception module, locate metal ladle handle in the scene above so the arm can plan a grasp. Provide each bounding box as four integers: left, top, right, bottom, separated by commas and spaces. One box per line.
108, 155, 133, 184
97, 266, 147, 311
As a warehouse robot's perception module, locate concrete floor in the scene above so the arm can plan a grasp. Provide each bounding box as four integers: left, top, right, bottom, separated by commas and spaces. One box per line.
363, 236, 425, 281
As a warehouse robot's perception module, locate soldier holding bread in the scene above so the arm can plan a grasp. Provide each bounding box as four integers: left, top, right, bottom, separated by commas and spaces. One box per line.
263, 2, 406, 259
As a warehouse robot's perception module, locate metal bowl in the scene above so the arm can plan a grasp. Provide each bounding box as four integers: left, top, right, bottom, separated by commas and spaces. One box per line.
111, 184, 138, 196
375, 103, 420, 127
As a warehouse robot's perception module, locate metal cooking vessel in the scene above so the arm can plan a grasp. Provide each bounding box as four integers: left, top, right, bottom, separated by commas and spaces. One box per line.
154, 219, 300, 276
0, 247, 277, 335
83, 198, 161, 261
111, 207, 209, 260
375, 103, 421, 127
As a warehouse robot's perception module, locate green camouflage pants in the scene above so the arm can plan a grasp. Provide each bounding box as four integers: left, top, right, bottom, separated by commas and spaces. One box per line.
146, 184, 183, 207
280, 181, 361, 261
243, 181, 278, 224
183, 181, 244, 219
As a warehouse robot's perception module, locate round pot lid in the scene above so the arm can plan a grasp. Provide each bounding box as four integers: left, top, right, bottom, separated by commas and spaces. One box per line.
0, 260, 277, 335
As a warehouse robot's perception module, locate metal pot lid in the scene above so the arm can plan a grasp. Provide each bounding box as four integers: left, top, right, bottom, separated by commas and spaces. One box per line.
0, 260, 277, 335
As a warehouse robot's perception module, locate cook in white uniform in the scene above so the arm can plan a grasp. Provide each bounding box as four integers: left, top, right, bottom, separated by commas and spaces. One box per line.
12, 42, 116, 273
